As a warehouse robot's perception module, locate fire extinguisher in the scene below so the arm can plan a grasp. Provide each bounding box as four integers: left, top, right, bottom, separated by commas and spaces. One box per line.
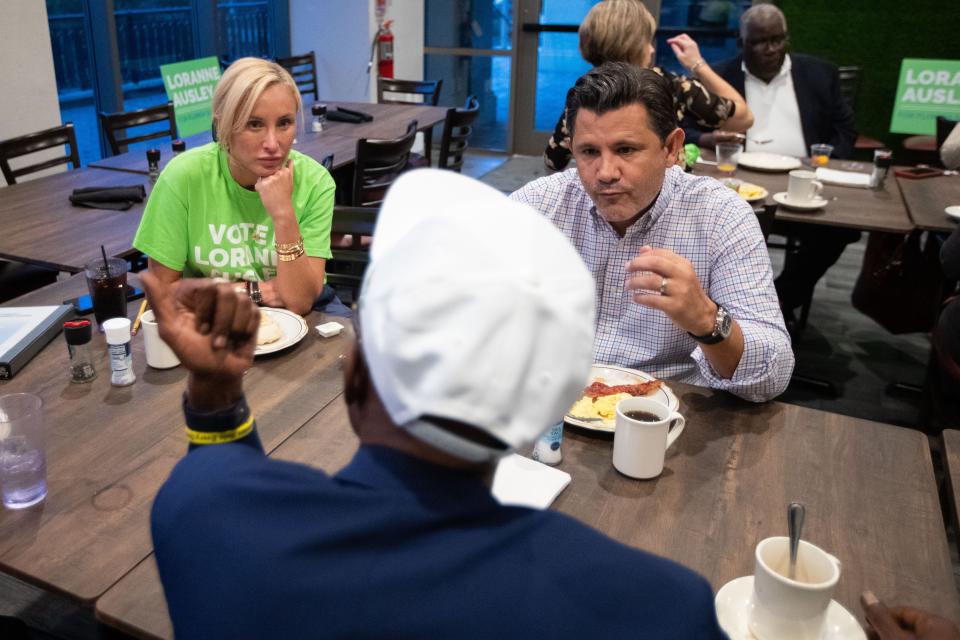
376, 20, 395, 79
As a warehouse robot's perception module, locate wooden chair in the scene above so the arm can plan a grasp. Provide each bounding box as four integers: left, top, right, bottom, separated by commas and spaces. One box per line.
0, 123, 79, 298
437, 96, 480, 173
99, 102, 178, 156
378, 78, 442, 165
276, 51, 318, 101
937, 116, 959, 151
350, 121, 418, 207
836, 65, 885, 152
325, 206, 379, 304
754, 202, 776, 242
0, 123, 80, 186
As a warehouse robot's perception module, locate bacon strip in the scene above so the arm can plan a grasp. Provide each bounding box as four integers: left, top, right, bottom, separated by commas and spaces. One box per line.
584, 379, 662, 400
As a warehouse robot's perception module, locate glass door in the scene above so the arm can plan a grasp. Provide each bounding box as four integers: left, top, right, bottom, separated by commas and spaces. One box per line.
511, 1, 749, 156
511, 0, 593, 156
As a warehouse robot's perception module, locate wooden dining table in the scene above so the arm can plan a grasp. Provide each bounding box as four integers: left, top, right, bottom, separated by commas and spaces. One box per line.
95, 387, 960, 637
87, 101, 449, 176
0, 102, 447, 275
0, 168, 149, 273
896, 172, 960, 234
694, 152, 914, 234
0, 274, 353, 636
3, 277, 958, 637
941, 429, 960, 538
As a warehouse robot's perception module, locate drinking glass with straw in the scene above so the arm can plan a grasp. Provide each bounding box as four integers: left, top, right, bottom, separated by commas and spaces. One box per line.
83, 246, 128, 332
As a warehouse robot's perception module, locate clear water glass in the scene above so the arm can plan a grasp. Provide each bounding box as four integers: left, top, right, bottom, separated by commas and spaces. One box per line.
0, 393, 47, 509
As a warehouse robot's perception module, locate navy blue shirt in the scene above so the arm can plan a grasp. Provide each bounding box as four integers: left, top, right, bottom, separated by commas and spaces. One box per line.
153, 432, 727, 639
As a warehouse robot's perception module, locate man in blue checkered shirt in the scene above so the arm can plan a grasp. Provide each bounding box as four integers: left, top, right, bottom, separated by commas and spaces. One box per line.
512, 62, 793, 402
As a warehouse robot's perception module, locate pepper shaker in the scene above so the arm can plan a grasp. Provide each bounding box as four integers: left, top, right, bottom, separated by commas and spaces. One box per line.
64, 320, 97, 383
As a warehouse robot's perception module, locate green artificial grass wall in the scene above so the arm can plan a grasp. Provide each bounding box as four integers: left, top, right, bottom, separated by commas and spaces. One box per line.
778, 0, 959, 149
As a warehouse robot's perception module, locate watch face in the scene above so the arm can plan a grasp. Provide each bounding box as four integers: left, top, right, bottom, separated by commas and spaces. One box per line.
718, 308, 732, 336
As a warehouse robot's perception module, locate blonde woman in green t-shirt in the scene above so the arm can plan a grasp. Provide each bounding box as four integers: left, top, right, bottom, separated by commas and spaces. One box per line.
133, 58, 334, 316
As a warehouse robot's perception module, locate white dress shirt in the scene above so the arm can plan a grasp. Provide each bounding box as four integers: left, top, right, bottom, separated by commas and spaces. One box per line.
743, 54, 808, 158
511, 167, 794, 403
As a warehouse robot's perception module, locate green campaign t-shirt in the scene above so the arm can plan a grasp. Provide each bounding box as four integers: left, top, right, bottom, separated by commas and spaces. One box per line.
133, 142, 335, 282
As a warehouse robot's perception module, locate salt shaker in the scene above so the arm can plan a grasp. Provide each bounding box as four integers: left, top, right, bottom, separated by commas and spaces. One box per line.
532, 422, 563, 465
146, 148, 161, 183
311, 103, 327, 132
871, 148, 892, 189
171, 139, 186, 156
103, 317, 136, 386
64, 320, 96, 383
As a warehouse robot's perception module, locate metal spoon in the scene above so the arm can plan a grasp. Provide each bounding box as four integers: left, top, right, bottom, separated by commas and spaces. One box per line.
788, 502, 806, 580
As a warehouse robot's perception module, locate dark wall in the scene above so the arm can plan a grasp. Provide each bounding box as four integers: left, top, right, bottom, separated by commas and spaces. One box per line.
779, 0, 959, 146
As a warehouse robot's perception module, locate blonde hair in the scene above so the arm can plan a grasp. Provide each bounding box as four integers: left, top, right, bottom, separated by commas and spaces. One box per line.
579, 0, 658, 67
212, 57, 302, 150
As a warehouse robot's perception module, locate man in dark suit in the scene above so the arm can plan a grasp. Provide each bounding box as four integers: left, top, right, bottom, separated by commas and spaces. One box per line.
692, 4, 860, 334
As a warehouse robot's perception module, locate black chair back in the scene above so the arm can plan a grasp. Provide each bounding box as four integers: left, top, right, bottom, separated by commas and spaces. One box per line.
837, 66, 861, 112
276, 51, 318, 101
99, 102, 178, 156
321, 154, 334, 171
351, 121, 418, 207
937, 115, 959, 150
438, 96, 480, 173
0, 123, 81, 185
377, 78, 443, 106
378, 78, 442, 165
755, 203, 776, 242
325, 206, 379, 303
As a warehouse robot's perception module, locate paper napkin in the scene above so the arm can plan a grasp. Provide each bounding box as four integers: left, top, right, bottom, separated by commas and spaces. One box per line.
491, 453, 572, 509
815, 167, 872, 188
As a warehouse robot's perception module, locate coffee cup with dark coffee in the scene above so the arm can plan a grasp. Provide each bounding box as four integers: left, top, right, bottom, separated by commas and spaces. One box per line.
612, 396, 685, 479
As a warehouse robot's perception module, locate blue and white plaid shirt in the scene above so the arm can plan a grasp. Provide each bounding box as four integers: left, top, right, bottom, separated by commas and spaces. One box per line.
511, 166, 794, 402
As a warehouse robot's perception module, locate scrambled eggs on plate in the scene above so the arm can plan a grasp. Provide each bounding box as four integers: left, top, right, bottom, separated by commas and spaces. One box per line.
568, 392, 632, 424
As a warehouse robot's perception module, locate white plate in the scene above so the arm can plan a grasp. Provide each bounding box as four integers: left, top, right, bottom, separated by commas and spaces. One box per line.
773, 191, 828, 211
945, 205, 960, 221
722, 179, 768, 203
739, 152, 803, 172
739, 183, 769, 203
255, 308, 309, 356
564, 364, 678, 432
715, 576, 866, 640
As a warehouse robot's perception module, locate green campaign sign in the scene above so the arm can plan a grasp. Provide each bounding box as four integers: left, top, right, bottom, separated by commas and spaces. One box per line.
889, 58, 960, 135
161, 57, 221, 137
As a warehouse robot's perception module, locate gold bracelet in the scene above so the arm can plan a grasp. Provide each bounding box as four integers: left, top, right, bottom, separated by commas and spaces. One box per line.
275, 236, 304, 252
689, 59, 707, 76
277, 246, 305, 262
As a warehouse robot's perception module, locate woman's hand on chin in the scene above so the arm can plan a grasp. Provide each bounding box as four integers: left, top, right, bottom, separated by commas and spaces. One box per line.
254, 157, 295, 220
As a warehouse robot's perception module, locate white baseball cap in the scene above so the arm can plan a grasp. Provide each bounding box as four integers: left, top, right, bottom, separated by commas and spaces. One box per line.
358, 169, 596, 463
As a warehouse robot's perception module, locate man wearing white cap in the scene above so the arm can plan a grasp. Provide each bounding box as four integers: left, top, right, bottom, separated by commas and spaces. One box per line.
513, 62, 793, 402
143, 169, 726, 639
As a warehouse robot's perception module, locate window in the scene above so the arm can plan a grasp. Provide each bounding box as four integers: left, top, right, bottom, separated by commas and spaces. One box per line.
45, 0, 281, 162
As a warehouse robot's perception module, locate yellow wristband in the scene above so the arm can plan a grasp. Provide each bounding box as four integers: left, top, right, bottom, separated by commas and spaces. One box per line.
185, 414, 254, 445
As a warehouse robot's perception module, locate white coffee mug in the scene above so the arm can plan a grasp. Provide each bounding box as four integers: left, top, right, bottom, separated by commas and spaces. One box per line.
612, 397, 685, 479
787, 170, 824, 203
749, 536, 841, 640
141, 310, 180, 369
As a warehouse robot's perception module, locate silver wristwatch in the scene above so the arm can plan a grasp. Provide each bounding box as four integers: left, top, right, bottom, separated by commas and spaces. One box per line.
246, 280, 263, 305
688, 302, 732, 345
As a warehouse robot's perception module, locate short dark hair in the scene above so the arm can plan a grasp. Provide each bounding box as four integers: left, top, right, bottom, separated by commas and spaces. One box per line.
566, 62, 678, 144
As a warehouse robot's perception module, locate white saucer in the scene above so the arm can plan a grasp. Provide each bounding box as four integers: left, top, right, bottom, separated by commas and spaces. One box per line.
714, 576, 866, 640
773, 191, 828, 211
946, 205, 960, 221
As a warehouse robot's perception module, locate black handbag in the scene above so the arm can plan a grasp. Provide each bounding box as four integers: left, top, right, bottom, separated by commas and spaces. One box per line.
851, 230, 944, 334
